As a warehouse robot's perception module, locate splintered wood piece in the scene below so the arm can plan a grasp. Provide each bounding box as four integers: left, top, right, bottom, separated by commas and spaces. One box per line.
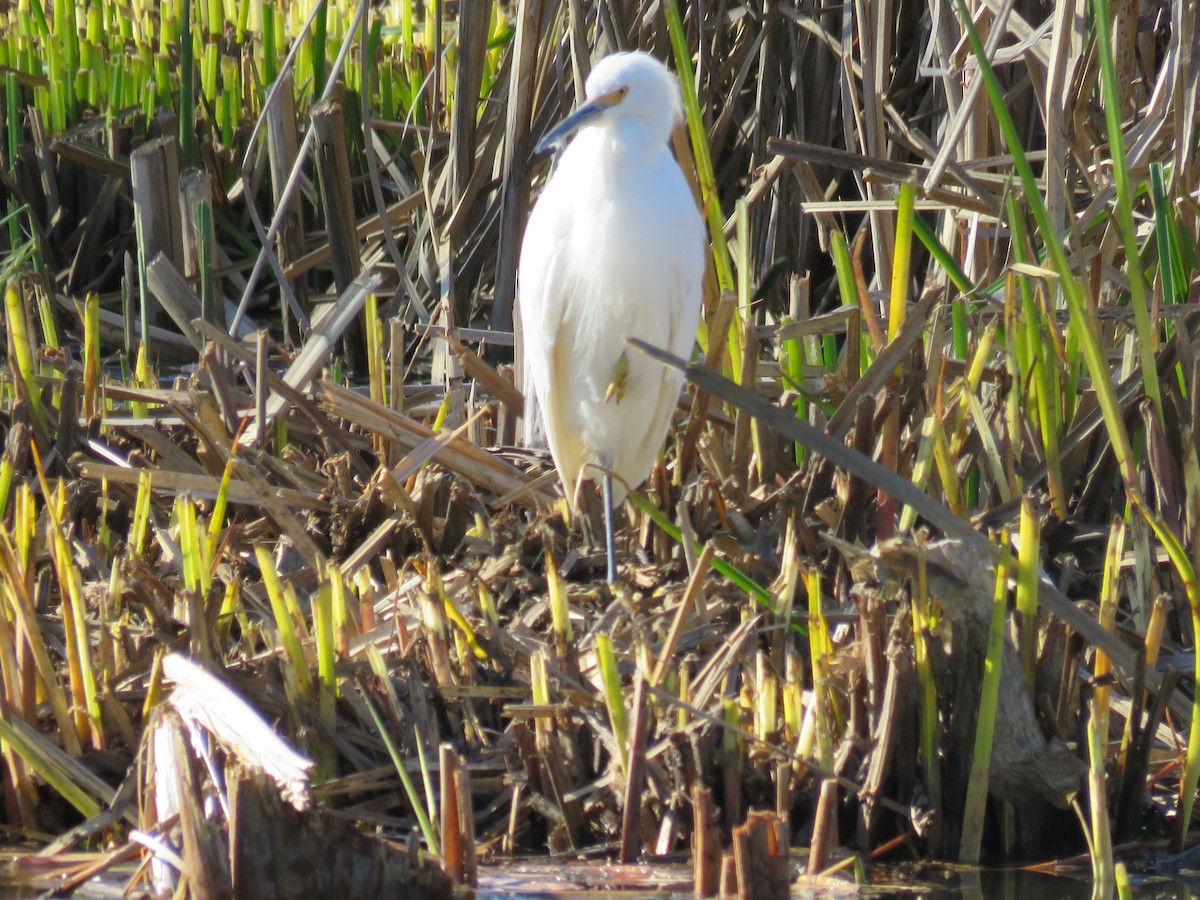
191, 318, 373, 473
440, 744, 463, 884
163, 653, 315, 808
311, 94, 366, 373
539, 739, 582, 852
232, 453, 326, 570
197, 346, 243, 440
170, 715, 233, 898
775, 761, 792, 829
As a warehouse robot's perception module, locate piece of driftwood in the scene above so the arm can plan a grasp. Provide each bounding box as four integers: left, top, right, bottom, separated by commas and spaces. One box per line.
442, 332, 524, 416
854, 598, 911, 848
146, 655, 455, 899
228, 768, 454, 900
852, 538, 1086, 815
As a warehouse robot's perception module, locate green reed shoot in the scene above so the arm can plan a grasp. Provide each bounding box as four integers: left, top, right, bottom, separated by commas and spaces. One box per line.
129, 470, 153, 556
888, 182, 915, 341
898, 418, 937, 534
0, 505, 82, 756
313, 581, 336, 726
1005, 198, 1069, 516
179, 0, 196, 165
663, 0, 733, 294
1016, 499, 1040, 692
254, 544, 312, 698
328, 563, 349, 659
959, 0, 1140, 486
1150, 163, 1188, 310
82, 292, 100, 419
1087, 687, 1115, 892
47, 482, 102, 748
0, 715, 101, 819
596, 633, 629, 776
5, 282, 50, 446
366, 292, 384, 405
174, 494, 202, 594
545, 549, 572, 646
1092, 0, 1160, 422
806, 568, 832, 771
629, 492, 772, 607
357, 679, 440, 854
754, 651, 777, 743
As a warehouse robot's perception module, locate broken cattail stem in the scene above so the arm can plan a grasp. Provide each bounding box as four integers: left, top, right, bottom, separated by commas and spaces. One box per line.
693, 785, 721, 896
807, 779, 839, 876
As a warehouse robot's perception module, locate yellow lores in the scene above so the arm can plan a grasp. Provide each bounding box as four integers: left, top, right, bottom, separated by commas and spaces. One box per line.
519, 52, 705, 582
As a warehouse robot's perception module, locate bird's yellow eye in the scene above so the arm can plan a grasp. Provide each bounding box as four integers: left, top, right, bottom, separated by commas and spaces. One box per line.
597, 86, 629, 107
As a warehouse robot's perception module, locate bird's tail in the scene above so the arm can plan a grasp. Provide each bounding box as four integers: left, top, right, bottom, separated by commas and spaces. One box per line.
519, 348, 547, 448
521, 389, 547, 448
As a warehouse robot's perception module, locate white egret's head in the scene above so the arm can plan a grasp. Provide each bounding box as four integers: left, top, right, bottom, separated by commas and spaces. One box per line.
535, 52, 684, 154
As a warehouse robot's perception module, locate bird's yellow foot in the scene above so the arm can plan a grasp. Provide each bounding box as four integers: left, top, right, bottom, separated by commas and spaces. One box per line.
605, 351, 629, 404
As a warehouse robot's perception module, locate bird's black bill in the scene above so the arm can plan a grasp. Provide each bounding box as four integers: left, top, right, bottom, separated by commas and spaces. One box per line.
535, 100, 607, 155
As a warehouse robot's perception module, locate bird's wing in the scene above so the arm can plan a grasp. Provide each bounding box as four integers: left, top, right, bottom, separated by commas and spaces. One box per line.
517, 201, 560, 449
665, 226, 706, 363
619, 232, 705, 498
518, 205, 590, 495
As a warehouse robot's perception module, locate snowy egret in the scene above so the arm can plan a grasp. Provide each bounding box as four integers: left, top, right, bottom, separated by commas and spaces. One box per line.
519, 51, 705, 583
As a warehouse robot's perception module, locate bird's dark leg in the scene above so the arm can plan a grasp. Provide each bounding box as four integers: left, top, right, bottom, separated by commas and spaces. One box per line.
603, 472, 617, 584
